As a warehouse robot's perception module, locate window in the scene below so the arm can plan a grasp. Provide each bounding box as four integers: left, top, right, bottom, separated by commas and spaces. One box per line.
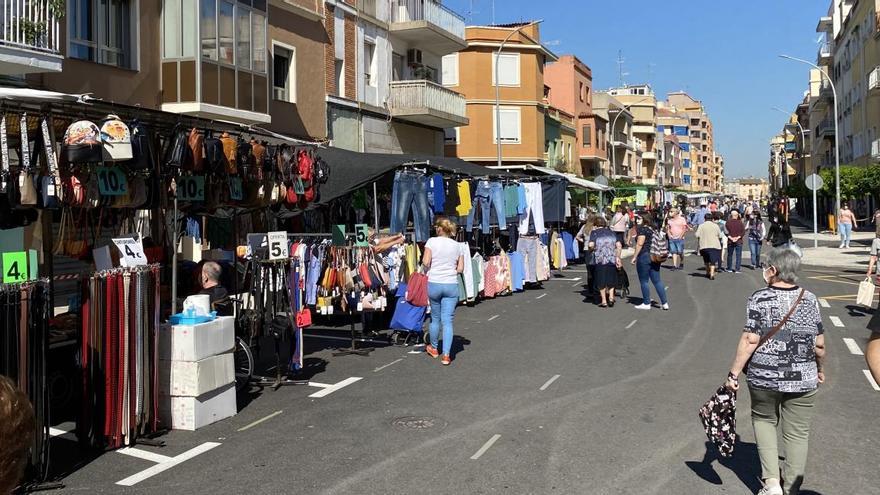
578, 82, 585, 102
196, 0, 265, 72
493, 107, 521, 144
163, 0, 197, 58
363, 41, 376, 87
582, 125, 591, 148
237, 7, 251, 69
444, 127, 459, 145
272, 43, 295, 102
200, 0, 217, 60
492, 52, 520, 86
335, 59, 344, 97
217, 1, 234, 64
683, 175, 691, 185
683, 158, 691, 169
69, 0, 136, 69
441, 53, 458, 86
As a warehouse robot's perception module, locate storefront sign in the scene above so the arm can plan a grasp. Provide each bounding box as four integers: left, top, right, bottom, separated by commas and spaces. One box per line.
178, 176, 205, 201
97, 166, 128, 196
229, 177, 243, 201
354, 224, 369, 247
2, 251, 30, 283
332, 225, 346, 246
112, 237, 147, 267
267, 231, 288, 260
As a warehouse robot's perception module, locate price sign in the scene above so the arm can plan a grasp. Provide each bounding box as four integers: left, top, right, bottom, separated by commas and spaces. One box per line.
111, 237, 147, 267
267, 231, 288, 260
2, 251, 30, 283
178, 176, 205, 201
332, 224, 346, 246
229, 177, 243, 201
97, 167, 128, 196
354, 224, 369, 247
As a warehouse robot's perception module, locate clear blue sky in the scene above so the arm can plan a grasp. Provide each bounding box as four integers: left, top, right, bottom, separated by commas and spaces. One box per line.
445, 0, 828, 179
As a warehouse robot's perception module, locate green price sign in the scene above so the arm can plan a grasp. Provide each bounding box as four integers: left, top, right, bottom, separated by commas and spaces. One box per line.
332, 224, 346, 246
229, 177, 243, 201
97, 166, 128, 196
178, 176, 205, 201
354, 224, 369, 247
2, 251, 30, 283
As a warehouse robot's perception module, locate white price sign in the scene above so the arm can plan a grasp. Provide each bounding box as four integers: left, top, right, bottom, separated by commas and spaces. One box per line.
267, 231, 288, 260
112, 236, 147, 267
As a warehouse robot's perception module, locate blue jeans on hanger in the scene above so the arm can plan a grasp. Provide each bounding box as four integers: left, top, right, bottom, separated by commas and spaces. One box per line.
466, 181, 506, 232
428, 282, 459, 356
390, 170, 430, 242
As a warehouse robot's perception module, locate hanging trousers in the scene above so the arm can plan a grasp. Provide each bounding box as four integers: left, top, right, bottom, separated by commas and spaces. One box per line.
518, 183, 545, 235
390, 170, 430, 242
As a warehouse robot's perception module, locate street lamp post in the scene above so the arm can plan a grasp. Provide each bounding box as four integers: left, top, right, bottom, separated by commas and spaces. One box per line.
608, 96, 652, 178
779, 54, 841, 219
496, 20, 542, 168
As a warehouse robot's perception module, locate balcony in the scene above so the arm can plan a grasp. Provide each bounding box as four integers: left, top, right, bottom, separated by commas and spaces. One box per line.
872, 139, 880, 159
641, 151, 657, 160
818, 41, 832, 64
390, 0, 467, 54
816, 118, 835, 139
0, 0, 62, 74
870, 66, 880, 94
387, 79, 468, 128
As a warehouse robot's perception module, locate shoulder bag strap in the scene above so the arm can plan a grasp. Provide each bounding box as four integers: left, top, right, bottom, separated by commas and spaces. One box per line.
0, 114, 8, 191
19, 114, 30, 170
758, 288, 806, 348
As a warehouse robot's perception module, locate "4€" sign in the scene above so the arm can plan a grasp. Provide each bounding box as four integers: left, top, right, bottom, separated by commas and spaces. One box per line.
2, 251, 30, 283
112, 237, 148, 267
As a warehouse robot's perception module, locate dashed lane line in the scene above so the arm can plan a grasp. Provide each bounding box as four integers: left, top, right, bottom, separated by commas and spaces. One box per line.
819, 298, 831, 308
864, 370, 880, 391
487, 315, 499, 322
535, 294, 547, 300
843, 338, 864, 356
539, 374, 561, 391
625, 319, 638, 329
117, 448, 173, 464
470, 434, 501, 460
373, 358, 404, 372
829, 316, 845, 328
237, 410, 283, 432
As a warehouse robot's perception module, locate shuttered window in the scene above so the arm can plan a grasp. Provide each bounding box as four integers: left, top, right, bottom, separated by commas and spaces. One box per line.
493, 107, 521, 144
441, 53, 458, 86
492, 52, 520, 86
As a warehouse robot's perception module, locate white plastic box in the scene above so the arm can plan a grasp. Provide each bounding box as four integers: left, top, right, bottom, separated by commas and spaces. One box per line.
159, 352, 235, 397
158, 316, 235, 362
161, 383, 236, 431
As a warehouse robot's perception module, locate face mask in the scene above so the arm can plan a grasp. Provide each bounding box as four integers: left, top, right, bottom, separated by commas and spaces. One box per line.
762, 266, 773, 285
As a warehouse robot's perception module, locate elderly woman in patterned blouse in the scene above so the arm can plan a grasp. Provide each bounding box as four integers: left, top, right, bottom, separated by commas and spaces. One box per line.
724, 248, 826, 495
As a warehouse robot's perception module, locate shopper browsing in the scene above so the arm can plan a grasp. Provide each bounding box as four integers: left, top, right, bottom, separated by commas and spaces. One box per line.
746, 212, 766, 269
630, 213, 669, 311
695, 213, 723, 280
587, 216, 621, 308
665, 208, 689, 270
422, 217, 465, 366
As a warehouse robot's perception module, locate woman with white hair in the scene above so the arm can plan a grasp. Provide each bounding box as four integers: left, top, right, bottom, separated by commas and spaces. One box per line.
724, 248, 826, 495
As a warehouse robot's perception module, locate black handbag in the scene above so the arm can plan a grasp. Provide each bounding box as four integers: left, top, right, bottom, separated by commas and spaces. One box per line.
204, 131, 225, 174
126, 120, 154, 171
164, 125, 192, 168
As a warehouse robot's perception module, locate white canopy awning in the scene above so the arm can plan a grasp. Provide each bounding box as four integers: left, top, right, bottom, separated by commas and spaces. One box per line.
0, 87, 96, 104
486, 164, 611, 191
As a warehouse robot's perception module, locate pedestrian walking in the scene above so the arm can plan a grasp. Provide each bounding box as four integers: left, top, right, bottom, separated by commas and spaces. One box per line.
724, 248, 825, 495
690, 203, 708, 227
746, 212, 766, 269
610, 205, 629, 247
630, 212, 669, 310
837, 202, 857, 248
578, 216, 597, 297
587, 216, 622, 308
422, 217, 465, 366
725, 210, 745, 273
665, 207, 689, 269
715, 212, 727, 273
695, 212, 723, 280
766, 216, 792, 248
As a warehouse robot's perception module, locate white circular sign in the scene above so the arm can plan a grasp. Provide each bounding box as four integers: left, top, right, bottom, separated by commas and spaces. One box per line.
805, 173, 824, 191
594, 175, 609, 186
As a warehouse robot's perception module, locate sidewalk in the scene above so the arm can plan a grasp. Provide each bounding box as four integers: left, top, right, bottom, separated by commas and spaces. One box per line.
788, 214, 873, 271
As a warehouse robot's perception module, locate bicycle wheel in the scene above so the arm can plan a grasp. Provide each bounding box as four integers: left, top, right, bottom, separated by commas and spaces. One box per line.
234, 336, 254, 391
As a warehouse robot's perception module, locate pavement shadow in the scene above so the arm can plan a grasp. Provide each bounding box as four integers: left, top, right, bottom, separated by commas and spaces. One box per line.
844, 304, 873, 318
450, 335, 471, 357
685, 440, 762, 493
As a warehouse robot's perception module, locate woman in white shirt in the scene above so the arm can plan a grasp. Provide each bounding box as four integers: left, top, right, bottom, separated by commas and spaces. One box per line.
422, 217, 465, 365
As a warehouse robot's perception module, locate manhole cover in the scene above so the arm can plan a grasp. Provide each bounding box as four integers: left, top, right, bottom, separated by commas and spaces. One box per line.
391, 416, 446, 431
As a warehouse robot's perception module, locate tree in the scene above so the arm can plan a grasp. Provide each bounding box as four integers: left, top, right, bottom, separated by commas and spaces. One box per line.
819, 165, 870, 199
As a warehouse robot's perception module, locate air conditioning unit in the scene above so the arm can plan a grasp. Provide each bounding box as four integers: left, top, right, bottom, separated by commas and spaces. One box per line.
407, 48, 422, 65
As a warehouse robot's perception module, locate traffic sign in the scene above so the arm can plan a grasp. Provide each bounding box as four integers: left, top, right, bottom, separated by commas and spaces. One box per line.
805, 173, 824, 191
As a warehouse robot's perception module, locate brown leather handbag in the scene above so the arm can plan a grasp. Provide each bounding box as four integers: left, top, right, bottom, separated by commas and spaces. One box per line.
188, 128, 205, 172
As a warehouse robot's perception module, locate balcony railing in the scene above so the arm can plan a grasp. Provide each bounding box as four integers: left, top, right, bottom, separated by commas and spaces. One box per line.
870, 66, 880, 93
816, 118, 835, 138
818, 41, 832, 60
391, 0, 466, 40
872, 139, 880, 159
388, 79, 467, 126
0, 0, 60, 54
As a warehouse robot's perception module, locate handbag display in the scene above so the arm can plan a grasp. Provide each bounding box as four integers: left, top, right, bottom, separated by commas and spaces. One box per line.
165, 125, 192, 168
126, 120, 153, 170
61, 120, 102, 163
188, 128, 205, 171
858, 278, 876, 307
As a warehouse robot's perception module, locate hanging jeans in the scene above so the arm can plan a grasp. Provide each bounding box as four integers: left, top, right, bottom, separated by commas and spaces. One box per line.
305, 246, 324, 305
517, 236, 540, 283
518, 183, 546, 235
749, 238, 762, 267
726, 242, 743, 272
390, 170, 430, 242
636, 255, 668, 306
428, 282, 458, 356
466, 181, 506, 232
839, 222, 853, 247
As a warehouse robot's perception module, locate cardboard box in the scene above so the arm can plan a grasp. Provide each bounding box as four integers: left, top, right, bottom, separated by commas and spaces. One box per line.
159, 352, 235, 397
158, 316, 234, 362
161, 383, 237, 431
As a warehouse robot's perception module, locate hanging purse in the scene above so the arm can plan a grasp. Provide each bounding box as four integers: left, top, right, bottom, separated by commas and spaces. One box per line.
165, 124, 192, 168
38, 117, 61, 209
0, 113, 9, 195
126, 119, 153, 171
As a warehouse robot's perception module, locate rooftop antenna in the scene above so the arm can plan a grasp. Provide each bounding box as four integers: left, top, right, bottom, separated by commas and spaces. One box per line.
491, 0, 495, 25
617, 50, 629, 87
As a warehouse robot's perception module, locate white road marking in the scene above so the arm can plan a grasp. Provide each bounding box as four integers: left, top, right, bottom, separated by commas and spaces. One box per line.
625, 319, 637, 329
547, 277, 581, 282
117, 447, 173, 464
487, 315, 499, 322
308, 377, 363, 398
829, 316, 845, 328
470, 434, 501, 460
843, 338, 864, 356
237, 410, 283, 432
864, 370, 880, 391
539, 374, 561, 391
116, 442, 221, 486
819, 298, 831, 308
307, 382, 331, 388
536, 293, 547, 300
373, 358, 404, 372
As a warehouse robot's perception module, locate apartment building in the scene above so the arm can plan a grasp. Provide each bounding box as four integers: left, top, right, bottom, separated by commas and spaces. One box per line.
9, 0, 329, 141
591, 91, 635, 179
725, 177, 769, 201
544, 54, 598, 177
324, 0, 469, 154
666, 91, 719, 192
446, 22, 558, 166
606, 84, 657, 185
657, 106, 692, 188
543, 103, 577, 173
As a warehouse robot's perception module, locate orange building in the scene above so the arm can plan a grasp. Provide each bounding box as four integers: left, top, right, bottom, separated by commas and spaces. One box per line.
544, 54, 602, 177
444, 22, 558, 165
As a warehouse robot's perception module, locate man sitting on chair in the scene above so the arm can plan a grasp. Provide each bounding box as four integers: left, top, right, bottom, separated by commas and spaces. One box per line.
199, 261, 228, 304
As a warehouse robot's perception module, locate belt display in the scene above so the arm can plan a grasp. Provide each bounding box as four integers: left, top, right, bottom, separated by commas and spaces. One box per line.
0, 279, 51, 481
79, 264, 160, 449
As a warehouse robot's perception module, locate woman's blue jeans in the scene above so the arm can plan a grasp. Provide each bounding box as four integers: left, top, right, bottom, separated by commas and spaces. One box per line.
428, 282, 458, 356
749, 238, 762, 267
839, 222, 853, 246
636, 255, 668, 306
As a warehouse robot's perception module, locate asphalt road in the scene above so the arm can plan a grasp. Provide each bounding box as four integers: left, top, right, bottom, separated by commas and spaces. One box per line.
45, 249, 880, 495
